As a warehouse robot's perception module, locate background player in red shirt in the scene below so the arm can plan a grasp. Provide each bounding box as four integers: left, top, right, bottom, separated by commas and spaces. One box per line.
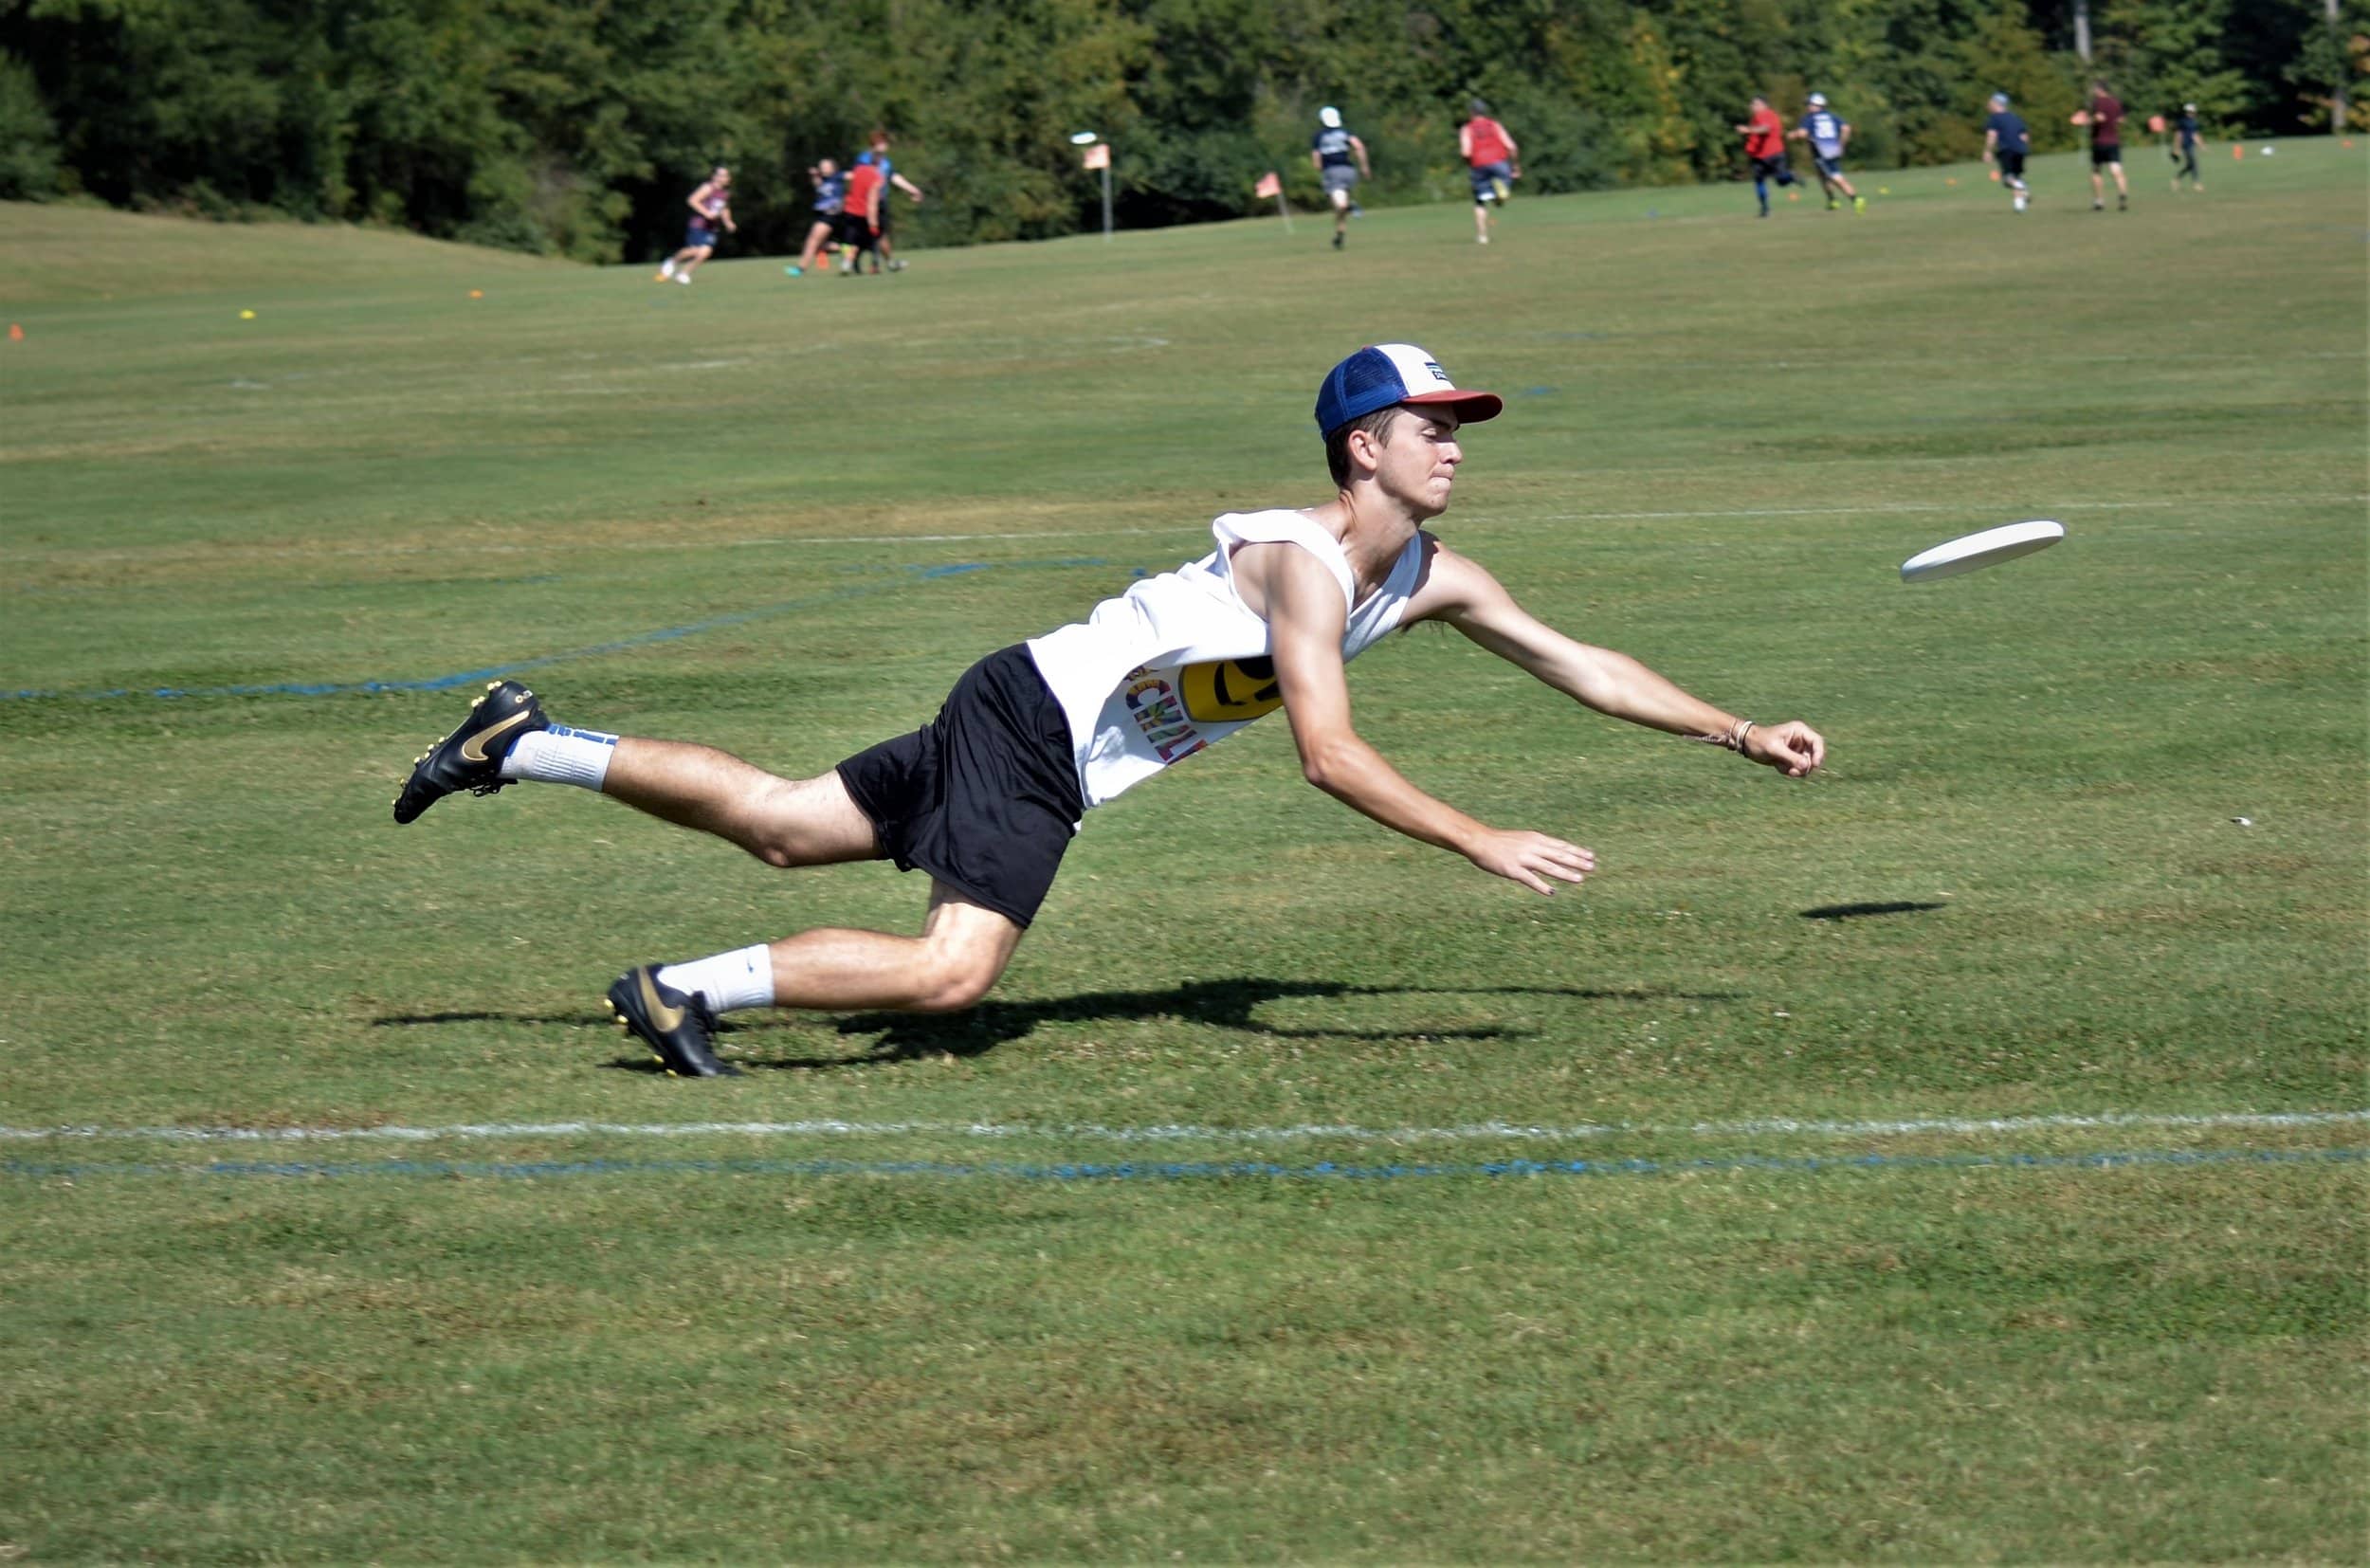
1735, 97, 1803, 218
2085, 80, 2130, 211
1458, 99, 1520, 245
837, 154, 885, 274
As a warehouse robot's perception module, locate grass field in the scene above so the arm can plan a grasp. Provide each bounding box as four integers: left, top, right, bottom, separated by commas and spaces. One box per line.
3, 144, 2365, 1560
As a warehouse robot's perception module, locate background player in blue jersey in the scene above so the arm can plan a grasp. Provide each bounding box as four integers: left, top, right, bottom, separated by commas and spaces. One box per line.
1787, 93, 1864, 212
1310, 107, 1372, 250
791, 158, 845, 276
2170, 102, 2206, 192
1981, 93, 2033, 213
864, 130, 925, 272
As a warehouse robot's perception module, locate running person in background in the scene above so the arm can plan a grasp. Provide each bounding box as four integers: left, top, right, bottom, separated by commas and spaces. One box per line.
1982, 92, 2033, 212
1788, 93, 1864, 211
838, 153, 884, 274
390, 342, 1826, 1078
1458, 100, 1519, 245
1311, 106, 1372, 250
1737, 97, 1802, 217
865, 130, 924, 272
2170, 102, 2205, 192
791, 158, 846, 276
659, 167, 735, 284
2086, 81, 2129, 210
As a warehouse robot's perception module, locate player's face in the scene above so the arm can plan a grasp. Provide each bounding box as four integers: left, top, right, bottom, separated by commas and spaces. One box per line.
1371, 407, 1464, 518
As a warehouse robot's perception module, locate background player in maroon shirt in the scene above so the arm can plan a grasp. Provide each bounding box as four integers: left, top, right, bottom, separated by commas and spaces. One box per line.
2085, 81, 2130, 210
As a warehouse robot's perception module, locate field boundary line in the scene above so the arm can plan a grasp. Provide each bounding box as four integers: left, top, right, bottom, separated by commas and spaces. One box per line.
9, 492, 2363, 702
6, 1146, 2362, 1186
0, 556, 1103, 702
5, 1108, 2362, 1147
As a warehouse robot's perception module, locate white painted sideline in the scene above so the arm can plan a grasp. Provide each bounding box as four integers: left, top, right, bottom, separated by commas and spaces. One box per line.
2, 1109, 2362, 1147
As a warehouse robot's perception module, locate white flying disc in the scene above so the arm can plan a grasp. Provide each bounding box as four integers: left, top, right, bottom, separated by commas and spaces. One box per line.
1901, 520, 2064, 582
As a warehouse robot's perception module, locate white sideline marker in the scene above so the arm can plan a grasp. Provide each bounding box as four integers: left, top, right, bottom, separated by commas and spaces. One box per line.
2, 1108, 2362, 1148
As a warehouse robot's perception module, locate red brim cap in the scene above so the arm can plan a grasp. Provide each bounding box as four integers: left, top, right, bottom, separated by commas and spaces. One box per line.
1401, 388, 1504, 424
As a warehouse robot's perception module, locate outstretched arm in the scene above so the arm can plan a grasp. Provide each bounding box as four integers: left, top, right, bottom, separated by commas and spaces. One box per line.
1239, 541, 1595, 896
1418, 542, 1825, 776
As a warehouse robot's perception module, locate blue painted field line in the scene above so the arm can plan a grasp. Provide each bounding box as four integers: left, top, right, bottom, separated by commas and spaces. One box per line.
5, 1146, 2361, 1185
2, 556, 1105, 702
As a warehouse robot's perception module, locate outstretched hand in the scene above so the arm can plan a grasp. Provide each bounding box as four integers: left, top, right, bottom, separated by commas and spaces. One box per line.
1744, 720, 1825, 777
1468, 828, 1595, 896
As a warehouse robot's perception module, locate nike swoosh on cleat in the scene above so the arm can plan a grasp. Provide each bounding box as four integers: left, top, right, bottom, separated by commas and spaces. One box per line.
458, 706, 537, 764
636, 970, 686, 1032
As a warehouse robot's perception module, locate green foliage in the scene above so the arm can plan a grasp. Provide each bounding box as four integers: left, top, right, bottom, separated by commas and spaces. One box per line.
0, 0, 2355, 252
0, 50, 61, 198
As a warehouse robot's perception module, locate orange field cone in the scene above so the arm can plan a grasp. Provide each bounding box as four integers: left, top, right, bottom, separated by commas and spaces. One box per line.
468, 288, 483, 299
6, 322, 21, 342
1989, 169, 2000, 182
2233, 144, 2244, 159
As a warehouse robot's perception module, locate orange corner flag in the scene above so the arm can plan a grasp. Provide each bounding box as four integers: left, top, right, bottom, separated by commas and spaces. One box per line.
1253, 171, 1282, 199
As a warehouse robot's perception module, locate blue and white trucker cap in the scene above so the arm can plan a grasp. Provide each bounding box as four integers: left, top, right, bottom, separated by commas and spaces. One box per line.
1314, 343, 1504, 435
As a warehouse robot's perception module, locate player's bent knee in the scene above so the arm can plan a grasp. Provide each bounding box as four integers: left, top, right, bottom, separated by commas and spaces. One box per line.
907, 929, 1013, 1012
913, 954, 1003, 1013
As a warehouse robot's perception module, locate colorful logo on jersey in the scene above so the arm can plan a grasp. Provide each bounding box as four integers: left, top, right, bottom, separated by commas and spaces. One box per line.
1124, 670, 1206, 763
1178, 657, 1284, 723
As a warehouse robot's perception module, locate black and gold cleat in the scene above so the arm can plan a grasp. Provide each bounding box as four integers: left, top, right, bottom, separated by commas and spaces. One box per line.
392, 679, 548, 824
606, 965, 739, 1078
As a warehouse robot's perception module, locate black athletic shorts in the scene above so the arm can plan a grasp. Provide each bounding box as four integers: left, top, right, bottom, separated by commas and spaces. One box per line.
1997, 150, 2027, 180
2090, 142, 2122, 167
836, 210, 877, 247
835, 645, 1082, 928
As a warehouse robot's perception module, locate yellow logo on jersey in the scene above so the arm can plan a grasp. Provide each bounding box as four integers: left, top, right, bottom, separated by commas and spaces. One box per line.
1178, 657, 1283, 722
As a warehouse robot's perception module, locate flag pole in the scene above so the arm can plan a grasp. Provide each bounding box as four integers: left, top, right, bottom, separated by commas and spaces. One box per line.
1256, 171, 1293, 233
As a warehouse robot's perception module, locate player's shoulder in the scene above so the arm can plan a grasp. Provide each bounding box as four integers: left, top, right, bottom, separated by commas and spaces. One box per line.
1402, 532, 1503, 617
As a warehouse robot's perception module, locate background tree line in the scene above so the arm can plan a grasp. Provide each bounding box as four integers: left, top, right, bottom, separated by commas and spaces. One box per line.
2, 0, 2361, 263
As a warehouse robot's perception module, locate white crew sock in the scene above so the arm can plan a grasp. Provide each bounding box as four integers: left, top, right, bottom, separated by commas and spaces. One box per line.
656, 944, 775, 1013
500, 724, 618, 790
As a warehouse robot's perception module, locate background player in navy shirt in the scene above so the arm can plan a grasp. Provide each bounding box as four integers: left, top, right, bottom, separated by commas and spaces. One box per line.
1981, 93, 2032, 213
2171, 103, 2205, 192
1310, 107, 1372, 250
1787, 93, 1864, 212
792, 158, 845, 276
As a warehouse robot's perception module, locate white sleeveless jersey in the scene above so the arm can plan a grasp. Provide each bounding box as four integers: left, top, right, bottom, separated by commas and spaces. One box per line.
1026, 509, 1423, 809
